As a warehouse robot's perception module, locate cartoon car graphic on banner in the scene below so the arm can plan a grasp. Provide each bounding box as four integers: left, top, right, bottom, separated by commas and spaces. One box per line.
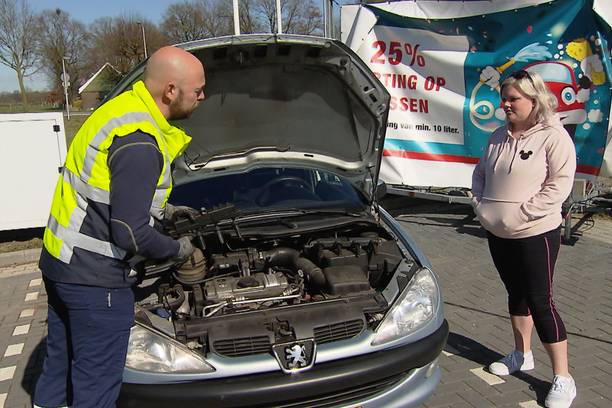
524, 61, 588, 138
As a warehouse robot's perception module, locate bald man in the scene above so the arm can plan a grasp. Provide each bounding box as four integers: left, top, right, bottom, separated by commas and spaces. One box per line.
34, 46, 205, 408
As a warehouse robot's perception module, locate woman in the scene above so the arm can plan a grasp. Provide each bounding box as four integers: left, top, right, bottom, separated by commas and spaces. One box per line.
472, 70, 577, 408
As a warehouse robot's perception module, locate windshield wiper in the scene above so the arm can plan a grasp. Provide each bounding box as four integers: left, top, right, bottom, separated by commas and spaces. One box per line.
293, 208, 368, 217
170, 206, 371, 238
238, 208, 371, 222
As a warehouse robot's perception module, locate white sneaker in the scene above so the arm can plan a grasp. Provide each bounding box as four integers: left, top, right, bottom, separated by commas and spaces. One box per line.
545, 375, 577, 408
488, 350, 534, 376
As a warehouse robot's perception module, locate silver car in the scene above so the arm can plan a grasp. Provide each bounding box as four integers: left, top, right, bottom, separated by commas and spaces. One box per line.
114, 34, 448, 408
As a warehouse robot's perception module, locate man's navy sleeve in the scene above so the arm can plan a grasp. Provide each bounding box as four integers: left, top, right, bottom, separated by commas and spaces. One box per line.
108, 131, 180, 260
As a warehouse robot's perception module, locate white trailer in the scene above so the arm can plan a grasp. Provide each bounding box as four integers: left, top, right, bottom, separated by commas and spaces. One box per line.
0, 112, 67, 231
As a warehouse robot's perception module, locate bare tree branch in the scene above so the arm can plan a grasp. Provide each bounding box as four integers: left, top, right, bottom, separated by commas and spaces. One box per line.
160, 0, 322, 40
0, 0, 39, 107
200, 0, 233, 37
255, 0, 323, 35
161, 1, 208, 43
86, 15, 169, 76
36, 9, 88, 101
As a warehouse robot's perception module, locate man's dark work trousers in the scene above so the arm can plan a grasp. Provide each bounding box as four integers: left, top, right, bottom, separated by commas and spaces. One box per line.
34, 277, 134, 408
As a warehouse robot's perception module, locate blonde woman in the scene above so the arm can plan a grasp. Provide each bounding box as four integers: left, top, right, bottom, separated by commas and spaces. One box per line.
472, 70, 577, 408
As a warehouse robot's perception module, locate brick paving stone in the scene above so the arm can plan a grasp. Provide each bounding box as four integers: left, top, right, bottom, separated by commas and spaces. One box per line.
389, 197, 612, 408
486, 389, 536, 406
3, 345, 23, 358
591, 384, 612, 399
589, 397, 611, 408
0, 198, 610, 407
578, 387, 611, 404
11, 326, 29, 337
0, 367, 15, 383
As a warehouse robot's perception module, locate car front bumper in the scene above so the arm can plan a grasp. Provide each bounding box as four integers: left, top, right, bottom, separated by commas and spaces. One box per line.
118, 319, 448, 408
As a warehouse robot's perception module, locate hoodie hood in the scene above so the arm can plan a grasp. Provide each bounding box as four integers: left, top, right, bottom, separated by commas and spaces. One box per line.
494, 114, 564, 173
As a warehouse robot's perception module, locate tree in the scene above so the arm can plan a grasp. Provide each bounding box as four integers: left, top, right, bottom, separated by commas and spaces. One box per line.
200, 0, 235, 37
161, 1, 208, 44
0, 0, 38, 108
160, 0, 323, 41
161, 0, 236, 44
235, 0, 323, 35
36, 9, 88, 102
237, 0, 264, 34
86, 16, 169, 76
253, 0, 323, 35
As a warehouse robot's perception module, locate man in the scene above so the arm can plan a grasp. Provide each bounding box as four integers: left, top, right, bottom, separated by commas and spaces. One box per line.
34, 46, 205, 408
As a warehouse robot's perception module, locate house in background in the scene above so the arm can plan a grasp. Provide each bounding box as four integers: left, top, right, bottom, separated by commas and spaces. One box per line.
78, 63, 123, 110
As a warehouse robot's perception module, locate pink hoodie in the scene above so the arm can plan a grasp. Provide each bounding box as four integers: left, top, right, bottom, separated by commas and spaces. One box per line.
471, 115, 576, 239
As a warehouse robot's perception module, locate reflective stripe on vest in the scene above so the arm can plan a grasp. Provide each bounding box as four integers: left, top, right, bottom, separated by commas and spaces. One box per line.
63, 167, 110, 204
78, 110, 174, 219
44, 81, 188, 264
48, 213, 127, 263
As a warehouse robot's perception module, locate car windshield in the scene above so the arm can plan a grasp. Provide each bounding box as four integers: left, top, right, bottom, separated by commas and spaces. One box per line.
169, 167, 368, 214
526, 63, 573, 85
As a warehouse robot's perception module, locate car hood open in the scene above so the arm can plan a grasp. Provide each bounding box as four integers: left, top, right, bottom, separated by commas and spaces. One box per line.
111, 35, 390, 200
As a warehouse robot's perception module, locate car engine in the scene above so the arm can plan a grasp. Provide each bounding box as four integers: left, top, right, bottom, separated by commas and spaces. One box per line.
134, 215, 412, 354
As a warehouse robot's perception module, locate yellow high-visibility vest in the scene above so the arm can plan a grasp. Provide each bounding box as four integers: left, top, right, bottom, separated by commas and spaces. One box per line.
43, 80, 191, 264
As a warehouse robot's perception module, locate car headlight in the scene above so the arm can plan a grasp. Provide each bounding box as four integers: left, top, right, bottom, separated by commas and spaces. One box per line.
372, 268, 439, 346
126, 324, 215, 373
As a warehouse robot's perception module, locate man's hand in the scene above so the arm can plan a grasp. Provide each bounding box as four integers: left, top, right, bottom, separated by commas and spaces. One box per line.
165, 203, 200, 223
173, 236, 195, 263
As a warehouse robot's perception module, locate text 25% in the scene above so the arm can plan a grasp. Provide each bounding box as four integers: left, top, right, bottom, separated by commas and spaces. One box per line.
370, 41, 425, 66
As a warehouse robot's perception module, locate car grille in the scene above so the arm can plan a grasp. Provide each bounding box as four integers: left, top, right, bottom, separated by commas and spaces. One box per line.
272, 371, 409, 408
213, 336, 271, 357
214, 319, 364, 357
313, 319, 364, 344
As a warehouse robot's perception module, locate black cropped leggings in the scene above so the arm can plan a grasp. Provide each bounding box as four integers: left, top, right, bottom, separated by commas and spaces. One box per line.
487, 227, 567, 344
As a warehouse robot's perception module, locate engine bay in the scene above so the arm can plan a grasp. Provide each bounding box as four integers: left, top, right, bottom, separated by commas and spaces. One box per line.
135, 210, 415, 356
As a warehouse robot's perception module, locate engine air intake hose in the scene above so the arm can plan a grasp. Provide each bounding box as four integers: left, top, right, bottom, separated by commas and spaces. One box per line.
264, 247, 326, 289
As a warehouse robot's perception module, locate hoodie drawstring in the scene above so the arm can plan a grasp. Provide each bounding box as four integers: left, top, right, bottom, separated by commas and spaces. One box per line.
492, 131, 509, 173
508, 138, 520, 174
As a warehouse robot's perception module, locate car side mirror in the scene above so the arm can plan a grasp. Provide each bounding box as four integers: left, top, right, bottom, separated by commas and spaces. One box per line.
375, 180, 387, 201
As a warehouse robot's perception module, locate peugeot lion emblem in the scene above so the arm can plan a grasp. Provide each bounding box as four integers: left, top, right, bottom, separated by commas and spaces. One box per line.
272, 339, 316, 374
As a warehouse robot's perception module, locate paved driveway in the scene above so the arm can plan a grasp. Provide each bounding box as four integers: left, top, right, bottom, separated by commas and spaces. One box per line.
0, 198, 610, 407
385, 197, 612, 408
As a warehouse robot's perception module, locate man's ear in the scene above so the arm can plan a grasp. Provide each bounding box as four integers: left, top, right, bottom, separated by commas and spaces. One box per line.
164, 81, 178, 102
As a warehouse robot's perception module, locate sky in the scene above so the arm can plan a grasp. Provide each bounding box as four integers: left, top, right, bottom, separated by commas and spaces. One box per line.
0, 0, 349, 93
0, 0, 173, 92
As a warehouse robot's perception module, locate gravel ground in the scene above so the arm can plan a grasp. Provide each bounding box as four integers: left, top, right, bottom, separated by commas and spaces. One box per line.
0, 229, 43, 254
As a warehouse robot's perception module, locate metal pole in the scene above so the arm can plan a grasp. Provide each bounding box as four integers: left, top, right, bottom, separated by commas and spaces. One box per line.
61, 57, 70, 120
324, 0, 333, 38
276, 0, 282, 34
323, 0, 328, 37
323, 0, 328, 36
233, 0, 241, 35
138, 22, 148, 59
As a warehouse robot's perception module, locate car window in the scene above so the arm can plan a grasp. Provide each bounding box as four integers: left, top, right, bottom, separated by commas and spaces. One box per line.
169, 167, 367, 212
526, 63, 572, 85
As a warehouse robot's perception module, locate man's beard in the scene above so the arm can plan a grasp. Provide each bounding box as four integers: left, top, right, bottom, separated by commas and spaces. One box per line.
168, 91, 194, 120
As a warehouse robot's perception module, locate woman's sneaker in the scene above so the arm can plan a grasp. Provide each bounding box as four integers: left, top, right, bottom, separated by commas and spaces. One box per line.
545, 375, 576, 408
488, 350, 534, 376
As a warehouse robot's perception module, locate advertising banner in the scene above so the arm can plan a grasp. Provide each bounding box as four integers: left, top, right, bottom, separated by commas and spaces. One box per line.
342, 0, 612, 188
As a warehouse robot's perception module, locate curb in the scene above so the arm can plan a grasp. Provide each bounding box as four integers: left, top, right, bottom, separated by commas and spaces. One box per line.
0, 248, 41, 268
